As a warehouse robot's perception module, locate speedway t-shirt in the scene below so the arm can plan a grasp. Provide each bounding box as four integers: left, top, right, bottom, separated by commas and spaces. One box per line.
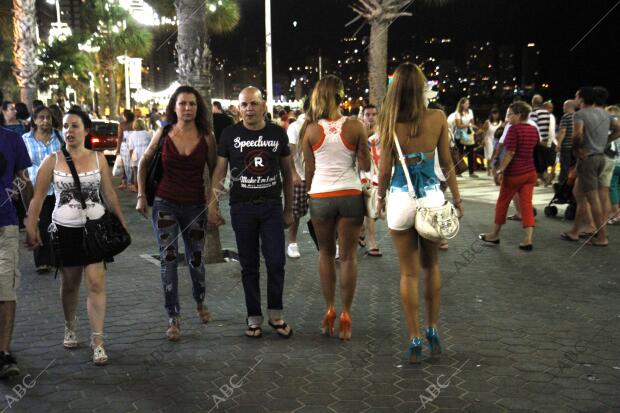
218, 122, 290, 205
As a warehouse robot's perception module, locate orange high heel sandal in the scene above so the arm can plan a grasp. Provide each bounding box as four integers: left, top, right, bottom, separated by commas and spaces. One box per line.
339, 312, 352, 341
320, 307, 337, 336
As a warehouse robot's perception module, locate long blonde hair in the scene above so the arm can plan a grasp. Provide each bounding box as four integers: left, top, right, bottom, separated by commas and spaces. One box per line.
378, 62, 427, 155
299, 75, 344, 154
456, 97, 470, 115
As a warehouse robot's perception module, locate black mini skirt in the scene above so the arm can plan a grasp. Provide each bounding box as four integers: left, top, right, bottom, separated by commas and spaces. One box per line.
50, 224, 104, 268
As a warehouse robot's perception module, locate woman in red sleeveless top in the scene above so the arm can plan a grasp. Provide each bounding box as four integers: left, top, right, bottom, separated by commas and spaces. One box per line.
136, 86, 216, 341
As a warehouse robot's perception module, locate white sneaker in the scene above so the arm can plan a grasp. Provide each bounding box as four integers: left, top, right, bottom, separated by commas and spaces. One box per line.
287, 243, 301, 258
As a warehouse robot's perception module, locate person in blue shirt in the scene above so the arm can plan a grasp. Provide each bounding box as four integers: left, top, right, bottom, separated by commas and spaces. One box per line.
0, 125, 33, 378
22, 105, 64, 273
1, 101, 27, 137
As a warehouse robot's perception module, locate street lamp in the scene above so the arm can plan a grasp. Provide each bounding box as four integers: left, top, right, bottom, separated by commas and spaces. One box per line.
265, 0, 274, 115
47, 0, 72, 43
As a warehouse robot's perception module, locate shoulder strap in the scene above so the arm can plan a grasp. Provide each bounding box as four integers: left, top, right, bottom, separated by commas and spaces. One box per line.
61, 147, 87, 210
393, 134, 416, 199
95, 151, 100, 169
53, 129, 65, 145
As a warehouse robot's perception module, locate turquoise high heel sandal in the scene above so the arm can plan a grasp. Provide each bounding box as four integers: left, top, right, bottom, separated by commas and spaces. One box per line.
425, 327, 443, 356
408, 337, 423, 363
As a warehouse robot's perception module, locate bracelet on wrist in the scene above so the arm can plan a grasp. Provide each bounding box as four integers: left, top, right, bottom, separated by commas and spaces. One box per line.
137, 194, 145, 199
453, 199, 462, 205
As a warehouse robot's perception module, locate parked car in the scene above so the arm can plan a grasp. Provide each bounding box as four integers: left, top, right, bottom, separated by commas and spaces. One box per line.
88, 120, 119, 163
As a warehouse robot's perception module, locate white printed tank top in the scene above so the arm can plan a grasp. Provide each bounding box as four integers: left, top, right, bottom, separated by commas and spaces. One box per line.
52, 152, 105, 227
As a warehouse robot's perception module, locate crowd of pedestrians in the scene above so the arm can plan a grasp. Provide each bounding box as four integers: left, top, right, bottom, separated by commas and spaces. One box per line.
1, 67, 618, 379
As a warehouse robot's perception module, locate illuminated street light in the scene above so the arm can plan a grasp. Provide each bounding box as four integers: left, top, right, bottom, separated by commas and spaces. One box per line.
47, 0, 72, 43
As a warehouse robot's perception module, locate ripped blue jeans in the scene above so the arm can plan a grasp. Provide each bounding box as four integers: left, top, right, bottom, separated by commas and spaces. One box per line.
152, 197, 206, 318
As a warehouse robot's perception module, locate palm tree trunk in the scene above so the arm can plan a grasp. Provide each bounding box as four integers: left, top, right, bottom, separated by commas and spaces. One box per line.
12, 0, 39, 109
108, 66, 118, 119
368, 20, 389, 106
175, 0, 223, 264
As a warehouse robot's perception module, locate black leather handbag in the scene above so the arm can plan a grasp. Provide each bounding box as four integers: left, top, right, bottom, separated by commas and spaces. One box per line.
62, 148, 131, 259
145, 125, 172, 206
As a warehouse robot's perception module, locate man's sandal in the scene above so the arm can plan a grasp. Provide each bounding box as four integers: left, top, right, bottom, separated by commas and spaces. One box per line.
268, 320, 293, 339
245, 325, 262, 338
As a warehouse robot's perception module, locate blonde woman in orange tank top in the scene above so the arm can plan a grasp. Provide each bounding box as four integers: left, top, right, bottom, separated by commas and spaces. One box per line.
300, 75, 370, 340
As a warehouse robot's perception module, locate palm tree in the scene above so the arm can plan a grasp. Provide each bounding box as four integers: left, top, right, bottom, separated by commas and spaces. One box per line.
148, 0, 240, 264
351, 0, 447, 106
89, 0, 153, 118
37, 37, 91, 104
12, 0, 39, 108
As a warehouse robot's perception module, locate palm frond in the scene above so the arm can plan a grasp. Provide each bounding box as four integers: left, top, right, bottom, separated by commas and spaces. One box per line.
206, 0, 240, 35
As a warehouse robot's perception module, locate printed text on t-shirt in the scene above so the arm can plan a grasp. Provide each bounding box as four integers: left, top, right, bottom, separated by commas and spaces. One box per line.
234, 136, 280, 153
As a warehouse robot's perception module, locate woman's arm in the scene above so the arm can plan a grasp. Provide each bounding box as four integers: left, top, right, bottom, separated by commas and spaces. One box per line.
302, 124, 320, 191
115, 124, 124, 154
353, 119, 370, 172
436, 113, 463, 216
136, 128, 163, 197
203, 132, 217, 204
25, 155, 54, 247
496, 151, 515, 174
98, 152, 127, 228
454, 114, 467, 129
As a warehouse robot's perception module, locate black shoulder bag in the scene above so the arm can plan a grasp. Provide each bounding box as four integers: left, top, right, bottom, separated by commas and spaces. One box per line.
61, 148, 131, 259
145, 125, 172, 206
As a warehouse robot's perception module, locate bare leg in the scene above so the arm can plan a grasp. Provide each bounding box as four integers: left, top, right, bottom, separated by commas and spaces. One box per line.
288, 217, 300, 244
390, 227, 421, 340
60, 266, 83, 324
366, 217, 378, 250
312, 219, 337, 309
584, 190, 608, 244
419, 238, 441, 329
337, 216, 364, 312
84, 262, 107, 346
0, 301, 16, 353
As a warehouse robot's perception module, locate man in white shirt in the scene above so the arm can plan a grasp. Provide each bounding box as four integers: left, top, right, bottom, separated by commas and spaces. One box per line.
286, 99, 309, 258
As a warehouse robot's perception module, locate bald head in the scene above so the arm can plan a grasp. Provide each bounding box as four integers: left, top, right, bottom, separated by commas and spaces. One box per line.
563, 99, 577, 113
531, 94, 543, 107
239, 86, 266, 130
239, 86, 264, 103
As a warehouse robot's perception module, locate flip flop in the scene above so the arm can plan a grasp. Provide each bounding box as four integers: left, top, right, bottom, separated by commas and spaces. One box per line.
367, 248, 382, 257
268, 320, 293, 339
507, 215, 522, 221
560, 232, 579, 242
245, 325, 262, 338
586, 241, 608, 247
579, 232, 595, 239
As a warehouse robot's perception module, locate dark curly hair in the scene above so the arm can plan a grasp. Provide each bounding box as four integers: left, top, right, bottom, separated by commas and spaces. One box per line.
65, 108, 92, 130
164, 85, 211, 136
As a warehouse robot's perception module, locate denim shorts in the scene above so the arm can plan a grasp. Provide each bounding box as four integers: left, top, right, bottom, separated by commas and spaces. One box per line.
309, 194, 365, 221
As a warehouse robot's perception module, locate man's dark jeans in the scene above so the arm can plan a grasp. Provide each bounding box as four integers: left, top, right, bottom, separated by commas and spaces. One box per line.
230, 200, 286, 325
559, 147, 575, 185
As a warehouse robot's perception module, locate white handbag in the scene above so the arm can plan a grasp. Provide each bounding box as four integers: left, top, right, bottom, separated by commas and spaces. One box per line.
393, 135, 460, 241
112, 155, 124, 177
363, 155, 385, 220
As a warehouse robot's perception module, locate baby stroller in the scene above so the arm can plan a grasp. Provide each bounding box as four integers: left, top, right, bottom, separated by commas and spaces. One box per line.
544, 166, 576, 220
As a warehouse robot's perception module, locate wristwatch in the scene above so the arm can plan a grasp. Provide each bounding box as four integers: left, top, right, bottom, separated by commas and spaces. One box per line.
137, 193, 145, 199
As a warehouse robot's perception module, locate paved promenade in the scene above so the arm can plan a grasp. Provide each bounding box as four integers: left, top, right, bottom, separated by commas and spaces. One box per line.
1, 176, 618, 412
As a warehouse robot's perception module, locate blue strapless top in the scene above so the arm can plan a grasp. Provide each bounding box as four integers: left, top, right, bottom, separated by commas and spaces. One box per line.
390, 152, 440, 198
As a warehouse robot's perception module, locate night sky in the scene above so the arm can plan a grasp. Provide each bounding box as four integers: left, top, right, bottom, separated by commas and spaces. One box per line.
210, 0, 619, 105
